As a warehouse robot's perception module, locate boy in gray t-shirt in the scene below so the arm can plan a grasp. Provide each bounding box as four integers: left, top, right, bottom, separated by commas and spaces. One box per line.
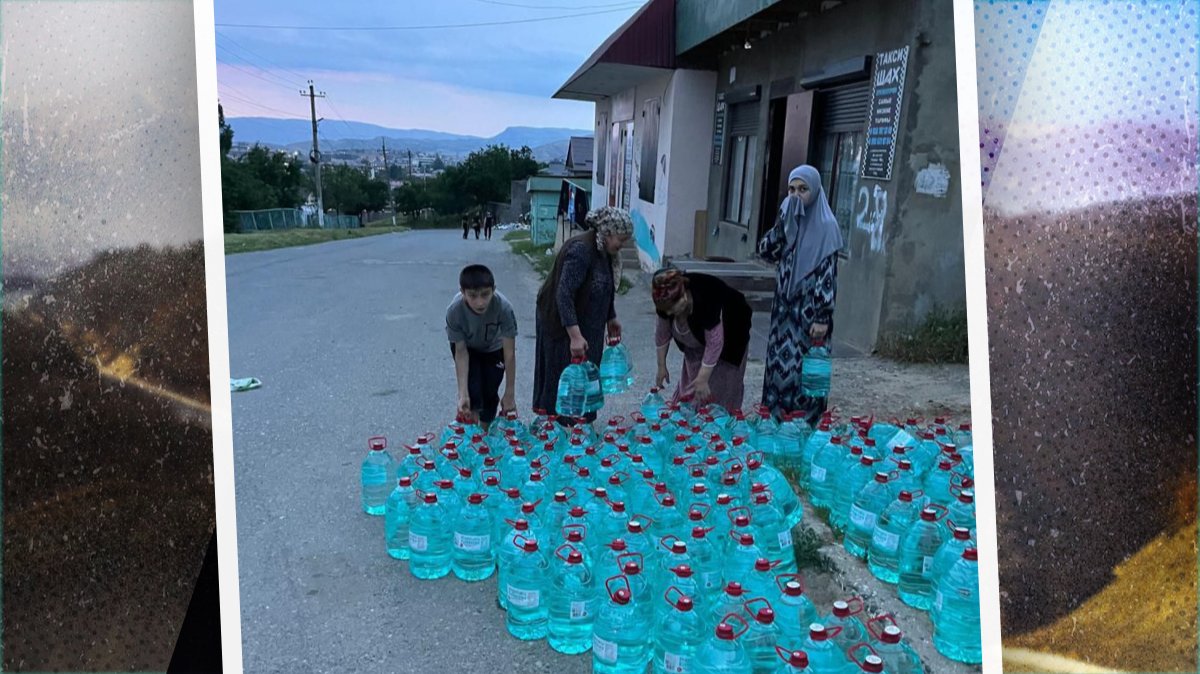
446, 264, 518, 428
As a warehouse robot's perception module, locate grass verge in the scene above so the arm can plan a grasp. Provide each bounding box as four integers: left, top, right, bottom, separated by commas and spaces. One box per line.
875, 306, 968, 364
225, 226, 408, 254
503, 229, 554, 279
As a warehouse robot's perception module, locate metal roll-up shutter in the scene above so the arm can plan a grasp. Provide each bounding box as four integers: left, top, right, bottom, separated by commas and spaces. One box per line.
729, 101, 760, 136
820, 81, 871, 131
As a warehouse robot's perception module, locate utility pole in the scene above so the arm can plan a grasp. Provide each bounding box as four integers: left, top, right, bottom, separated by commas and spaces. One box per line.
301, 81, 326, 228
382, 138, 396, 225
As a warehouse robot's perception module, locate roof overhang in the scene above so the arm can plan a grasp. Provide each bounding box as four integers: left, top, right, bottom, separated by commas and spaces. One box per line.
552, 0, 676, 102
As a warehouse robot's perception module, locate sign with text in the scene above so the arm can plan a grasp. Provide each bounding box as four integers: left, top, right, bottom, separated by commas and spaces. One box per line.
712, 93, 726, 165
862, 46, 909, 181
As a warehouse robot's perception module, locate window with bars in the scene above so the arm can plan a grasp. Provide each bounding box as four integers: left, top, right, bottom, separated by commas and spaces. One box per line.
722, 101, 759, 226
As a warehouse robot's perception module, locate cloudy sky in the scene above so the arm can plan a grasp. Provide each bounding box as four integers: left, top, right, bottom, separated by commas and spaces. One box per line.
214, 0, 643, 136
1, 0, 204, 277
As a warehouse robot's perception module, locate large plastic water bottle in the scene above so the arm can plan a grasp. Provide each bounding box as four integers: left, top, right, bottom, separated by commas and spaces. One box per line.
452, 493, 496, 581
922, 460, 958, 507
582, 359, 606, 413
506, 537, 550, 640
844, 472, 894, 559
947, 490, 976, 534
654, 587, 705, 674
932, 548, 982, 664
873, 625, 925, 674
749, 494, 795, 574
658, 565, 705, 621
830, 456, 878, 532
745, 459, 802, 529
742, 601, 781, 674
867, 491, 922, 583
821, 599, 869, 656
593, 579, 652, 674
600, 338, 635, 394
384, 476, 416, 559
755, 408, 781, 461
723, 533, 764, 586
642, 388, 666, 422
548, 544, 595, 655
800, 624, 849, 674
897, 507, 949, 610
807, 436, 845, 508
360, 436, 394, 515
930, 527, 975, 600
799, 420, 833, 484
694, 616, 753, 674
800, 341, 831, 399
772, 575, 819, 644
771, 648, 813, 673
498, 518, 536, 610
408, 492, 452, 579
557, 356, 591, 418
710, 582, 749, 630
689, 526, 724, 599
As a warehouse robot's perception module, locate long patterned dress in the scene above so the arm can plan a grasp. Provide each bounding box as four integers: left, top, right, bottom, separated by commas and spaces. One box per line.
532, 238, 616, 422
758, 220, 839, 423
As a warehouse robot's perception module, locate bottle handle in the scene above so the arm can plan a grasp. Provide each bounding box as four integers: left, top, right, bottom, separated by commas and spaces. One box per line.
720, 612, 751, 638
845, 595, 866, 616
659, 534, 681, 552
561, 523, 587, 539
604, 574, 631, 600
742, 596, 773, 616
775, 572, 805, 594
866, 613, 897, 641
726, 505, 752, 525
663, 585, 687, 609
554, 543, 577, 563
847, 642, 879, 669
615, 551, 644, 572
631, 513, 656, 527
368, 436, 388, 450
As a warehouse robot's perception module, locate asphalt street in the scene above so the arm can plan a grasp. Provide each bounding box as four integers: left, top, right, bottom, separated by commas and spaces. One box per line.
226, 229, 683, 673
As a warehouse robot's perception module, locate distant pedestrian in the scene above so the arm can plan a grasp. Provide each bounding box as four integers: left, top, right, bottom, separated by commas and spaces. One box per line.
445, 264, 518, 430
462, 216, 470, 240
473, 216, 482, 240
484, 213, 494, 240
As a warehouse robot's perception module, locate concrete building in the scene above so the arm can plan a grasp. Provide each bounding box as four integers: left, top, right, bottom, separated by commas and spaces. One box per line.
553, 0, 966, 354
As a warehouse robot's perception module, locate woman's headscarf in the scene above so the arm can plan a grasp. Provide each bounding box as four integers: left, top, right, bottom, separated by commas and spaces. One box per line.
779, 165, 844, 294
586, 206, 634, 288
651, 267, 687, 315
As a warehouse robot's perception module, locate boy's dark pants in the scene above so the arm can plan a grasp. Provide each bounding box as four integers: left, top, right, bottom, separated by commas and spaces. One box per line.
450, 343, 505, 424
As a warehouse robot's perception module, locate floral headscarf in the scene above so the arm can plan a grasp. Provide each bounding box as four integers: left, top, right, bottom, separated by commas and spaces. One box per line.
586, 206, 634, 287
651, 267, 687, 314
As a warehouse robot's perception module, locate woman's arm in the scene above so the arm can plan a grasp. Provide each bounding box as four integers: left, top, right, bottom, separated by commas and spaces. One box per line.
555, 241, 588, 330
757, 213, 786, 263
811, 255, 838, 332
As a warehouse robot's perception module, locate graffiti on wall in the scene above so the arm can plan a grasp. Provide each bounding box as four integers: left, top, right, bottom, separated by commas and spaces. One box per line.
630, 209, 662, 271
854, 184, 888, 254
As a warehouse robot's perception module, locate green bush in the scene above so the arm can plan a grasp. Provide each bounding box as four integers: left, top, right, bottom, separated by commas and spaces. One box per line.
875, 306, 969, 363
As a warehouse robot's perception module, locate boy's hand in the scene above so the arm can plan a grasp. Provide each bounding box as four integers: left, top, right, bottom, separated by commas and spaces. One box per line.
500, 391, 516, 414
457, 394, 475, 422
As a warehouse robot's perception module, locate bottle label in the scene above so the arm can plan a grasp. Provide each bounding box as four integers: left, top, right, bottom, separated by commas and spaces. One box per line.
454, 532, 490, 552
701, 571, 722, 590
506, 585, 540, 609
872, 528, 900, 552
810, 465, 827, 483
592, 635, 618, 663
664, 652, 688, 673
778, 530, 793, 548
849, 505, 877, 530
922, 555, 934, 575
570, 600, 592, 620
408, 533, 428, 552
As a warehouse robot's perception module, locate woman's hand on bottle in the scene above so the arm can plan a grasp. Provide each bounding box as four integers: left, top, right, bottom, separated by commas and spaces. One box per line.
570, 334, 588, 359
693, 379, 713, 403
810, 322, 829, 340
606, 318, 622, 342
656, 366, 670, 389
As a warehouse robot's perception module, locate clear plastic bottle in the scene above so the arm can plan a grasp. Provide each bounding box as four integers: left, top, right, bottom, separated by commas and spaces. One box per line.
867, 491, 923, 584
800, 341, 831, 399
654, 588, 705, 674
830, 456, 879, 533
806, 436, 845, 509
800, 624, 849, 674
844, 472, 894, 559
497, 518, 536, 610
593, 580, 651, 674
932, 548, 982, 664
452, 493, 496, 582
408, 492, 452, 580
360, 436, 394, 515
742, 602, 782, 674
821, 599, 869, 657
600, 338, 635, 394
694, 616, 753, 674
897, 507, 949, 610
873, 625, 925, 674
772, 575, 819, 646
548, 544, 595, 655
506, 537, 550, 640
384, 476, 416, 559
557, 356, 591, 418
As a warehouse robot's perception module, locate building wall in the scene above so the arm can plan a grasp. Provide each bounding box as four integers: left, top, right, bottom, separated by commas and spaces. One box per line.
700, 0, 964, 351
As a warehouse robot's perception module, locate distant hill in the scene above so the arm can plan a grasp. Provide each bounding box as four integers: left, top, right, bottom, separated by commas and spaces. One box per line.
228, 117, 591, 158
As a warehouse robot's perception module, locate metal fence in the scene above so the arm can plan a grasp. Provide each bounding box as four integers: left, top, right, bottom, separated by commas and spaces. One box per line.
233, 208, 361, 232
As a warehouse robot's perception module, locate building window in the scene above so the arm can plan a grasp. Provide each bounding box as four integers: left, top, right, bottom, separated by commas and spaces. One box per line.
722, 100, 759, 226
638, 99, 660, 203
811, 82, 871, 254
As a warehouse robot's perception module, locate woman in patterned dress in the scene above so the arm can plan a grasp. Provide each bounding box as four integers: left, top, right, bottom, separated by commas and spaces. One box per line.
650, 267, 753, 413
758, 164, 844, 423
532, 206, 633, 423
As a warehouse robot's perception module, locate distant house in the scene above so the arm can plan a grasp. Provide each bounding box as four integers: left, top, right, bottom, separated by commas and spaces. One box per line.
565, 136, 594, 177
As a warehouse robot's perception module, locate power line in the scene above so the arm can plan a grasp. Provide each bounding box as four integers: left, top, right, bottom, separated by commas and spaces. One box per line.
215, 30, 310, 83
471, 0, 641, 9
215, 6, 641, 31
217, 57, 306, 92
219, 90, 308, 119
323, 99, 359, 137
215, 43, 305, 89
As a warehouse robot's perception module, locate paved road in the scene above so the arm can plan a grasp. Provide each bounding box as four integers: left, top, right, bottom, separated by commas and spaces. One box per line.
226, 229, 675, 673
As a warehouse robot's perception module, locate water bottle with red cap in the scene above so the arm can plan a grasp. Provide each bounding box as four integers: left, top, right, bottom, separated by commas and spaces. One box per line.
800, 624, 849, 674
773, 574, 818, 644
493, 487, 524, 550
505, 536, 549, 640
450, 492, 494, 581
657, 537, 694, 593
932, 548, 982, 664
867, 490, 924, 584
771, 647, 814, 673
547, 542, 595, 654
821, 598, 869, 656
930, 526, 975, 598
619, 554, 655, 623
694, 614, 753, 674
755, 406, 781, 461
897, 506, 950, 610
657, 565, 705, 622
844, 472, 895, 559
946, 490, 976, 536
743, 559, 785, 604
743, 599, 782, 673
654, 586, 706, 674
384, 476, 417, 559
868, 621, 924, 674
408, 492, 452, 579
749, 492, 797, 575
806, 435, 844, 506
360, 436, 395, 515
710, 582, 749, 630
620, 519, 658, 574
600, 337, 635, 394
800, 340, 831, 399
847, 650, 887, 674
556, 355, 591, 418
830, 455, 880, 533
688, 525, 724, 599
498, 517, 539, 609
723, 531, 765, 586
593, 578, 651, 673
744, 456, 802, 529
642, 387, 666, 422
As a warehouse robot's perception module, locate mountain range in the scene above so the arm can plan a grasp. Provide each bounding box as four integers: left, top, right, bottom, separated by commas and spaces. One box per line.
227, 117, 591, 161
